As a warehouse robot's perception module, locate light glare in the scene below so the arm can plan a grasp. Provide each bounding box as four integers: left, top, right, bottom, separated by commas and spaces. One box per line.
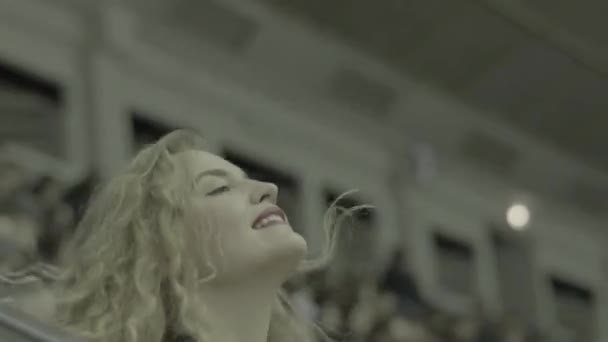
507, 203, 530, 230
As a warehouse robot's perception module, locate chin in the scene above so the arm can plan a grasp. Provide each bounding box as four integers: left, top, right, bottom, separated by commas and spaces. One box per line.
287, 231, 308, 258
259, 226, 308, 275
271, 225, 308, 257
209, 231, 308, 286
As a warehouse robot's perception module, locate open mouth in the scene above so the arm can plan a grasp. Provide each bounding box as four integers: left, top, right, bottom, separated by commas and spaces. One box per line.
252, 207, 287, 230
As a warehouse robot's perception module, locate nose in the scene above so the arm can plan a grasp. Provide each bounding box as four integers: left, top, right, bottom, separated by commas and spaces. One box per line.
251, 181, 278, 204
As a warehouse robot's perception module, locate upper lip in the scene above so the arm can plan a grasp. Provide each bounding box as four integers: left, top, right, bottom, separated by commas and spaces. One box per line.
252, 206, 287, 229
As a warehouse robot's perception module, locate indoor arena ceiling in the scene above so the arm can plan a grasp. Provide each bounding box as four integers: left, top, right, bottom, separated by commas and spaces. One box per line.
264, 0, 608, 173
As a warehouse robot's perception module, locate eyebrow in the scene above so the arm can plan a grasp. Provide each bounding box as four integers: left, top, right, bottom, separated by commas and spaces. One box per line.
195, 168, 247, 183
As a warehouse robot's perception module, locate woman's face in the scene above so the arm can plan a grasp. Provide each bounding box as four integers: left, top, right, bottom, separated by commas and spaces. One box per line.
178, 150, 307, 284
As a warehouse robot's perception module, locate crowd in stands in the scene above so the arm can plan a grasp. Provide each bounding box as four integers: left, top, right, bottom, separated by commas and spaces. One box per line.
0, 149, 573, 341
286, 249, 548, 342
0, 152, 94, 320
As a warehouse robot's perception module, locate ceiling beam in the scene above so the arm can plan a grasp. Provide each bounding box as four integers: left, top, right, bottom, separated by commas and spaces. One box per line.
468, 0, 608, 78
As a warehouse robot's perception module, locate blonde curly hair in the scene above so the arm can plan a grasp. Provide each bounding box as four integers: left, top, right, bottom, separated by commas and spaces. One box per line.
54, 130, 363, 342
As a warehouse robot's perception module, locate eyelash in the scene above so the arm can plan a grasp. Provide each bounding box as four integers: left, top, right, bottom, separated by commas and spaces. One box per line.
206, 185, 230, 196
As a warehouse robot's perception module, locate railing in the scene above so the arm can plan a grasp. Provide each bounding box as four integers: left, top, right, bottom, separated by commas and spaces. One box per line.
0, 303, 83, 341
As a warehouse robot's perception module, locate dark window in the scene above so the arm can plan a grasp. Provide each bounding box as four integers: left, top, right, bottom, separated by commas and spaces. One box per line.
0, 60, 64, 158
131, 112, 173, 152
551, 277, 595, 340
491, 227, 537, 324
434, 233, 475, 296
0, 62, 60, 102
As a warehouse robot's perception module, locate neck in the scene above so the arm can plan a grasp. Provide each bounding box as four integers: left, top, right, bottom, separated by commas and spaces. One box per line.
195, 278, 279, 342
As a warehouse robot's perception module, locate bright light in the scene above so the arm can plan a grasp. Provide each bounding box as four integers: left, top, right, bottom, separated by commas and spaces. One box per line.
506, 203, 530, 230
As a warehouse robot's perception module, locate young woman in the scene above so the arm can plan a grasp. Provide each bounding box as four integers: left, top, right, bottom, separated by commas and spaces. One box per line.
55, 130, 357, 342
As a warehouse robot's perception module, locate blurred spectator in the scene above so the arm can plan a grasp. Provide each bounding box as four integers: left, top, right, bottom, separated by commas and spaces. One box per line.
472, 299, 501, 342
62, 173, 97, 224
501, 314, 527, 342
0, 160, 37, 216
366, 317, 393, 342
0, 209, 57, 321
319, 300, 344, 337
0, 159, 27, 200
379, 248, 427, 318
452, 315, 479, 342
0, 213, 37, 273
287, 249, 552, 342
291, 284, 320, 322
1, 153, 558, 340
30, 176, 74, 262
0, 158, 70, 321
348, 298, 376, 339
387, 316, 433, 342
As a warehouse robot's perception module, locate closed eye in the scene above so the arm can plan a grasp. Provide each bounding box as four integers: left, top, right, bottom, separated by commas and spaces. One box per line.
206, 185, 230, 196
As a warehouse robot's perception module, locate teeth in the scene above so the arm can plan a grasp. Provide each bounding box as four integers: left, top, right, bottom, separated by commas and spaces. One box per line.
254, 214, 284, 229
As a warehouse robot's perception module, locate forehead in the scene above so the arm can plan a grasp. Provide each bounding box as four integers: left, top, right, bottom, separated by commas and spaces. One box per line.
177, 150, 243, 177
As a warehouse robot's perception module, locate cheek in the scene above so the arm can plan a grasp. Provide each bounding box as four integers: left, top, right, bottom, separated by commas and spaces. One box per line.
200, 196, 250, 232
191, 197, 254, 262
